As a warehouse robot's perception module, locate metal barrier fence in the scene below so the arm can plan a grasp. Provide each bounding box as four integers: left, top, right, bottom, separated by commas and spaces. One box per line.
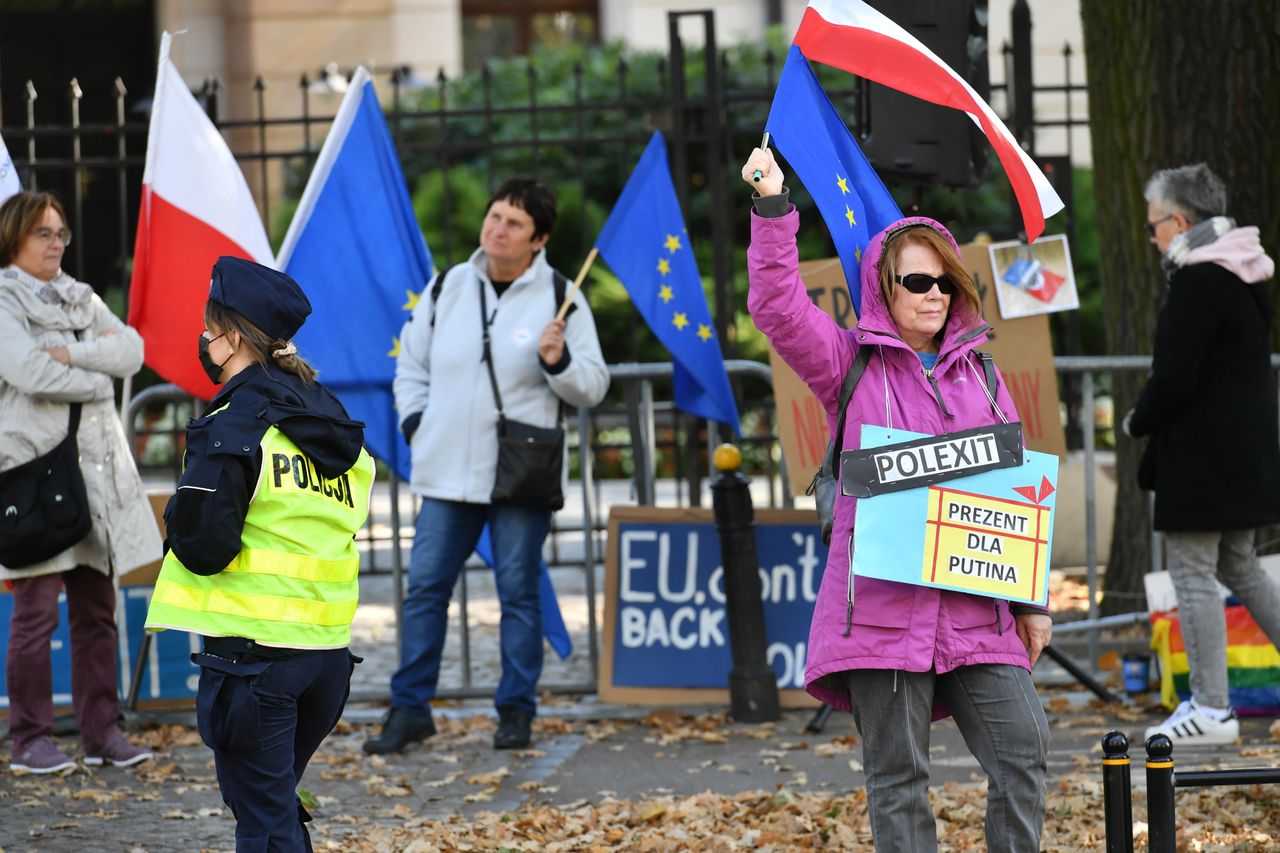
126, 352, 1258, 700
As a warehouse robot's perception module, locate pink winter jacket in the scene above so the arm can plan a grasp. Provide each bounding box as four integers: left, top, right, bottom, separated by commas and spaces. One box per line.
748, 208, 1040, 715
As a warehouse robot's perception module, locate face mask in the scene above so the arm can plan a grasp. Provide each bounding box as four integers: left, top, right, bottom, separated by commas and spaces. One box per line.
198, 332, 230, 384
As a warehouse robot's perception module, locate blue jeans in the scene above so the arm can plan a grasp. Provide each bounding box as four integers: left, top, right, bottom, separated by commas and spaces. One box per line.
390, 498, 550, 714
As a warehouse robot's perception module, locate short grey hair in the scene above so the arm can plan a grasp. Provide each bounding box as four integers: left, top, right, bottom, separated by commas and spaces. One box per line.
1144, 163, 1227, 224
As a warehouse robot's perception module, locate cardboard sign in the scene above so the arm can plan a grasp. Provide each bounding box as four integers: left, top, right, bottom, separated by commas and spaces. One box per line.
842, 422, 1024, 497
600, 506, 823, 706
769, 250, 1066, 497
852, 425, 1058, 605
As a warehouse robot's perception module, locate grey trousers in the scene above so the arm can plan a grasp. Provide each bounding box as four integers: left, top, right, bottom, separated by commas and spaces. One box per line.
1164, 529, 1280, 709
845, 665, 1049, 853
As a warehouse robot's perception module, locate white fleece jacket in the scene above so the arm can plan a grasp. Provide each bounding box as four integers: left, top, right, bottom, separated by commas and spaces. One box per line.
393, 248, 609, 503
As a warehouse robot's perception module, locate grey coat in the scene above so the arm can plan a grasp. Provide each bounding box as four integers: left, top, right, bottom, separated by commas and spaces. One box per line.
0, 265, 162, 580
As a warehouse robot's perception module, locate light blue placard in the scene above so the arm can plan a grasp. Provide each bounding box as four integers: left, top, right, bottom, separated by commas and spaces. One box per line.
851, 425, 1059, 605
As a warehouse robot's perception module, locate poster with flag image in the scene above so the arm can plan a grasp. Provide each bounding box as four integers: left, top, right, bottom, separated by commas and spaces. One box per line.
128, 31, 274, 400
988, 234, 1079, 320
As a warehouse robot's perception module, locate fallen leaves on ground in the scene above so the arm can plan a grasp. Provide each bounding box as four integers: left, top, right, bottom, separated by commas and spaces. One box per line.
315, 774, 1280, 852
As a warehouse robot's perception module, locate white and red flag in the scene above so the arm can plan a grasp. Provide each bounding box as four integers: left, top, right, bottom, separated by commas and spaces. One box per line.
794, 0, 1064, 241
128, 31, 273, 399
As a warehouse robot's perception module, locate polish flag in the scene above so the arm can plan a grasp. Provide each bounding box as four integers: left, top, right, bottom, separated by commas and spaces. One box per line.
128, 31, 273, 399
794, 0, 1064, 241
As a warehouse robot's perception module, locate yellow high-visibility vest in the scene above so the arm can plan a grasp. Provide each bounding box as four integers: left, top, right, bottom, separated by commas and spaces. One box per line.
145, 425, 374, 649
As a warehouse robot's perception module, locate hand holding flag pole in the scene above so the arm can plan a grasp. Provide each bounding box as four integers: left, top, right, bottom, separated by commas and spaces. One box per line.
555, 246, 599, 321
751, 131, 771, 182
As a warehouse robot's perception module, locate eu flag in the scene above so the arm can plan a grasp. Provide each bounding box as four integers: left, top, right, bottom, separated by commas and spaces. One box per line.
766, 45, 902, 316
276, 67, 571, 659
595, 132, 741, 434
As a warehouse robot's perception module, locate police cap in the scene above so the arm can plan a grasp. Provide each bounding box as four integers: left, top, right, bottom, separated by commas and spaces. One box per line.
208, 256, 312, 341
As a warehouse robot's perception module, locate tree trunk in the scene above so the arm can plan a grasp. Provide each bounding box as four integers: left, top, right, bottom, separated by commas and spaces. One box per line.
1079, 1, 1280, 615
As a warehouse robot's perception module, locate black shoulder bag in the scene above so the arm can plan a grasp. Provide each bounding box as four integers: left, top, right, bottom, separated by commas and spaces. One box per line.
479, 279, 566, 511
0, 402, 93, 568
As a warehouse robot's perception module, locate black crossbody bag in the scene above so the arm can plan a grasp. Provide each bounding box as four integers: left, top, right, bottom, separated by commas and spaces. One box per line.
479, 279, 566, 511
0, 402, 92, 568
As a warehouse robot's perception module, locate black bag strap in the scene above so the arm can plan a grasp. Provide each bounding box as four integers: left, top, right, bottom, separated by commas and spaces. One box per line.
477, 278, 505, 423
66, 402, 82, 443
427, 265, 458, 330
809, 346, 874, 494
975, 350, 998, 398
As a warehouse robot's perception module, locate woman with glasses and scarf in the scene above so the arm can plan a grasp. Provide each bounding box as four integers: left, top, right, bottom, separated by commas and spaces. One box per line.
0, 190, 160, 773
741, 148, 1051, 853
1127, 163, 1280, 747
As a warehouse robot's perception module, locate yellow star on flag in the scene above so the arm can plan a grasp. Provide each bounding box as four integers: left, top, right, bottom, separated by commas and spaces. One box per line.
845, 204, 857, 227
672, 312, 689, 331
855, 244, 862, 264
664, 233, 682, 253
657, 258, 671, 275
836, 174, 849, 194
659, 284, 674, 303
388, 337, 400, 357
402, 289, 421, 312
697, 324, 713, 341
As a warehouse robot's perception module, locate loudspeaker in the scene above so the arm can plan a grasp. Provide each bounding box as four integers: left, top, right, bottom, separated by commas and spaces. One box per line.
862, 0, 990, 188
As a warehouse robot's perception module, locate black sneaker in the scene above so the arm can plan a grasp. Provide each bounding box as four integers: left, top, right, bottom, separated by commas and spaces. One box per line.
493, 707, 534, 750
362, 706, 436, 754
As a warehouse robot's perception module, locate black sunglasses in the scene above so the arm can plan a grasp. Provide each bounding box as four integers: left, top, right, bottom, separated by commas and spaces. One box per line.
895, 272, 956, 295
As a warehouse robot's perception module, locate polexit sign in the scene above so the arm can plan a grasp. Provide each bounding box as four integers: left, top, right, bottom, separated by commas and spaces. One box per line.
841, 423, 1023, 497
851, 425, 1058, 605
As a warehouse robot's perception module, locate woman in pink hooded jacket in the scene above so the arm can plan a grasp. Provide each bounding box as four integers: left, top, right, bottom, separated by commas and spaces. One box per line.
742, 147, 1052, 853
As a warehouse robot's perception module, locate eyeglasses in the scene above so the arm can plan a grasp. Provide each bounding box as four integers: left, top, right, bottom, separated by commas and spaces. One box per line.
895, 272, 956, 295
1145, 214, 1174, 238
29, 226, 72, 246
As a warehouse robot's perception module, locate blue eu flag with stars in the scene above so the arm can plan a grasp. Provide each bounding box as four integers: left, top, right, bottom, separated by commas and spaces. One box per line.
595, 132, 740, 434
766, 45, 902, 317
276, 68, 572, 659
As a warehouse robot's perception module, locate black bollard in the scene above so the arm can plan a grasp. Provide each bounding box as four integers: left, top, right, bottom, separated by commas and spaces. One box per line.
1101, 731, 1134, 853
1145, 734, 1176, 853
710, 444, 781, 723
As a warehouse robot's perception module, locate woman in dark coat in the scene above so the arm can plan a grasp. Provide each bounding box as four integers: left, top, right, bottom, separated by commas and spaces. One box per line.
1129, 162, 1280, 746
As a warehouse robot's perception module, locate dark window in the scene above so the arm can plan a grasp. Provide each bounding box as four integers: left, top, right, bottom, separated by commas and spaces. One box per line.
462, 1, 599, 71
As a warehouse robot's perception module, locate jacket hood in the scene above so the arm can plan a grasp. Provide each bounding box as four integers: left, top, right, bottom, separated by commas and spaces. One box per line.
215, 363, 366, 478
855, 217, 988, 354
1181, 225, 1275, 284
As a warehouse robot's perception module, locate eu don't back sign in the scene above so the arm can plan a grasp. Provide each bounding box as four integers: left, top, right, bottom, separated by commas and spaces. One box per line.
850, 424, 1058, 606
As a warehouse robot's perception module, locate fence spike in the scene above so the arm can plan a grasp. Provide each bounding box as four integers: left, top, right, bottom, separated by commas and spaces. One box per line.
114, 77, 127, 97
26, 80, 37, 101
299, 72, 310, 88
69, 77, 83, 100
254, 75, 266, 92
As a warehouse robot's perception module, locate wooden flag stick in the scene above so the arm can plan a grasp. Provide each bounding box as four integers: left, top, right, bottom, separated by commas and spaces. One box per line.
556, 246, 599, 321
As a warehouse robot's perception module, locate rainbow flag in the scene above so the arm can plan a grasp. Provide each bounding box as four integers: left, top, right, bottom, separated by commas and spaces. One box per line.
1151, 604, 1280, 715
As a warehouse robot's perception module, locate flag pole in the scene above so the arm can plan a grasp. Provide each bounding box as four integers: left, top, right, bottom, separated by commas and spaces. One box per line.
751, 131, 771, 182
555, 246, 598, 321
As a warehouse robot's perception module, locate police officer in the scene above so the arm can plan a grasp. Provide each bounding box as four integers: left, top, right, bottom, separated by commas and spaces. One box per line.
145, 257, 374, 851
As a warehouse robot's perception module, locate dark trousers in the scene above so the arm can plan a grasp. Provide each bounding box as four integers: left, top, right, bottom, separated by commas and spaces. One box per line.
6, 566, 120, 752
195, 646, 355, 852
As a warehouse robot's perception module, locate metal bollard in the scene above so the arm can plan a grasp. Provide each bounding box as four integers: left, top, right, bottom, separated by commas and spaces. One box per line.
1101, 731, 1134, 853
710, 443, 781, 722
1145, 734, 1176, 853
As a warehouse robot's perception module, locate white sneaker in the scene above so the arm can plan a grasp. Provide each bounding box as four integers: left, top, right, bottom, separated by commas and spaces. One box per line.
1144, 699, 1239, 746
